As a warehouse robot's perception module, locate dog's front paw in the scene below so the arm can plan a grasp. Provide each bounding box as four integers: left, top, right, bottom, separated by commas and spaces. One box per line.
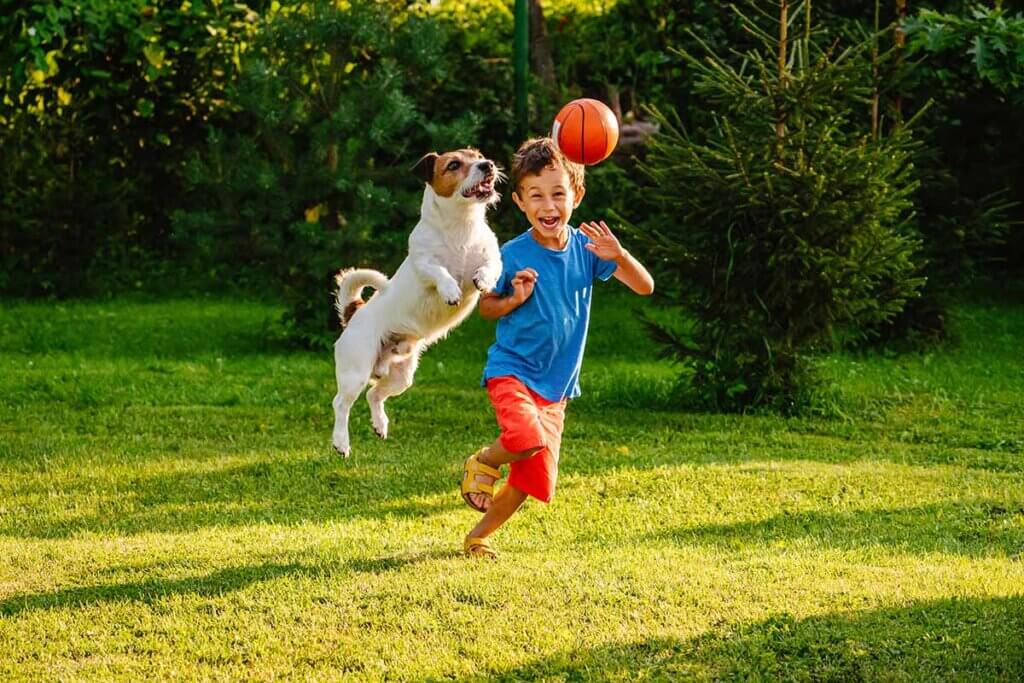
438, 279, 462, 306
473, 267, 499, 293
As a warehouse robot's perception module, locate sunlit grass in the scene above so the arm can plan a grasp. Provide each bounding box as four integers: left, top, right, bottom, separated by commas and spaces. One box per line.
1, 294, 1022, 680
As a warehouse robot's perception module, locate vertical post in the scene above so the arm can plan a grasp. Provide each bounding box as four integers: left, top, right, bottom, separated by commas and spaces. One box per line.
514, 0, 529, 139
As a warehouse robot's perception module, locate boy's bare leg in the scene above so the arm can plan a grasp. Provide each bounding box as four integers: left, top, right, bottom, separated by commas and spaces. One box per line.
466, 483, 529, 541
468, 438, 540, 511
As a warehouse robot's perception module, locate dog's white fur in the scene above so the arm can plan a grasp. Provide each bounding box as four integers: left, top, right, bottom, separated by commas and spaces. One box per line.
331, 149, 503, 456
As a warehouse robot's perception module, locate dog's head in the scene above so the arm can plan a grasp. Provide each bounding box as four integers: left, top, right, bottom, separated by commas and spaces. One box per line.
411, 148, 501, 206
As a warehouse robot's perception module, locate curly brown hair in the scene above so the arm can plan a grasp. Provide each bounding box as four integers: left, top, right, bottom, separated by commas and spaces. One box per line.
510, 137, 585, 196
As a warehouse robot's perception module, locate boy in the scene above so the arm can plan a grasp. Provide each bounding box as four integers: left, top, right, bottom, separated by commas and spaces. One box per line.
460, 137, 655, 558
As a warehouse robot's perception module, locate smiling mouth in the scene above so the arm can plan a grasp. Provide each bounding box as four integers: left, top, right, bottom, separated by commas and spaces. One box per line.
462, 175, 496, 200
539, 216, 560, 229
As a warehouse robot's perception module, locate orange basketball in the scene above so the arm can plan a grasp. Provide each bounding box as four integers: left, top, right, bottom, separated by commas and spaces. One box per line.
552, 98, 619, 165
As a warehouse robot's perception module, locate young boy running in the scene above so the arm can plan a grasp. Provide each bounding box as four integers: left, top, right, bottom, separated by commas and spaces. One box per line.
460, 137, 655, 558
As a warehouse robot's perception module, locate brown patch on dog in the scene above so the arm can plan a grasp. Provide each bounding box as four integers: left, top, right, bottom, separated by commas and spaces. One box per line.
381, 332, 416, 355
372, 333, 419, 379
341, 299, 364, 327
429, 149, 484, 198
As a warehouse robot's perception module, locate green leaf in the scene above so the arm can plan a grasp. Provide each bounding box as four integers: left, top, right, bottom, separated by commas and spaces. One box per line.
143, 44, 166, 70
136, 98, 155, 117
968, 36, 989, 73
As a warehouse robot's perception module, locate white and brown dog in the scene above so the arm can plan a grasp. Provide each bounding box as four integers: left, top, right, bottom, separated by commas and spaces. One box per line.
331, 149, 503, 456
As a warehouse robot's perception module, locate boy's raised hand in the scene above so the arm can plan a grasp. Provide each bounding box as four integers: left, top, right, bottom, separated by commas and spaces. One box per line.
581, 221, 625, 261
510, 268, 538, 303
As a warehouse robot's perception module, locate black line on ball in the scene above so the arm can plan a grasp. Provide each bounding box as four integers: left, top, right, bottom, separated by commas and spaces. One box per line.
576, 102, 586, 164
600, 105, 608, 162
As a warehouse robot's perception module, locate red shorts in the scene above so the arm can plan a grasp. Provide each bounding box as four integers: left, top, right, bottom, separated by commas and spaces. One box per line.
486, 376, 567, 503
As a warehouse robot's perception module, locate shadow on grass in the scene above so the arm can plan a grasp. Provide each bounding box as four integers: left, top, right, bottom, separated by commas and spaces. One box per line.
443, 596, 1024, 682
566, 406, 1024, 474
0, 300, 293, 359
0, 550, 454, 618
6, 425, 1023, 541
1, 454, 462, 539
0, 561, 322, 618
647, 501, 1024, 559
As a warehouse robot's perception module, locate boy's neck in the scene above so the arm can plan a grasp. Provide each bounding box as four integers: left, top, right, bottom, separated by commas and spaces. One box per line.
530, 226, 569, 251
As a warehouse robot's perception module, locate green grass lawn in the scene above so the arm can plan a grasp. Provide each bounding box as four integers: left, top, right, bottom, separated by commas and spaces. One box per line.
1, 293, 1022, 681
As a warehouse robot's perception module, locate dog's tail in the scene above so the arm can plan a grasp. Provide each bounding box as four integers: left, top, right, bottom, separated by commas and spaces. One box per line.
334, 268, 389, 327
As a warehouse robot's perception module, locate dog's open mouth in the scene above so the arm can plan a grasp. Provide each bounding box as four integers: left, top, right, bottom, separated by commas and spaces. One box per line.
462, 176, 496, 200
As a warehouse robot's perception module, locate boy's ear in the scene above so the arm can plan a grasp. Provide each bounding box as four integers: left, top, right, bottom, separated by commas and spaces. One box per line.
573, 186, 586, 208
511, 190, 526, 212
411, 153, 438, 184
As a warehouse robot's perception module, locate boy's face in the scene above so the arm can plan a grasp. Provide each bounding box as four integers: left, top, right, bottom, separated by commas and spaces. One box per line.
512, 163, 585, 243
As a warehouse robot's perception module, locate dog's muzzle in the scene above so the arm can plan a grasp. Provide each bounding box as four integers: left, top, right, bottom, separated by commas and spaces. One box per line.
462, 161, 498, 201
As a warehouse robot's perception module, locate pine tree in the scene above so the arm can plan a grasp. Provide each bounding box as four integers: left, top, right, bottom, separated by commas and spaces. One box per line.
638, 0, 924, 411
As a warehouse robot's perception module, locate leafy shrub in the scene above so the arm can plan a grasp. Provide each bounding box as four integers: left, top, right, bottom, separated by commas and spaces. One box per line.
172, 1, 484, 346
0, 0, 253, 296
546, 0, 744, 120
901, 3, 1024, 280
905, 4, 1024, 103
636, 3, 925, 411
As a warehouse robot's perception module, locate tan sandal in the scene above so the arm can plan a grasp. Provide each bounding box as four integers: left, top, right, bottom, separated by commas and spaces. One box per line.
461, 448, 501, 512
464, 536, 498, 559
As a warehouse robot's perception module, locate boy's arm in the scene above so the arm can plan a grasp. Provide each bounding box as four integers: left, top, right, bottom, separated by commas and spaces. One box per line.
478, 268, 538, 320
581, 221, 655, 296
611, 249, 655, 296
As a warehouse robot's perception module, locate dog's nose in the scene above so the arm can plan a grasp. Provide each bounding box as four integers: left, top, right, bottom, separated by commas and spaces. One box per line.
478, 160, 494, 174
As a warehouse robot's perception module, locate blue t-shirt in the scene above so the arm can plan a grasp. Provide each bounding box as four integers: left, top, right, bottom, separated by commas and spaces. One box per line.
482, 227, 618, 402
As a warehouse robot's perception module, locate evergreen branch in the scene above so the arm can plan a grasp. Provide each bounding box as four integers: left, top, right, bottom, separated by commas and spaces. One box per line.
731, 5, 782, 47
740, 0, 784, 26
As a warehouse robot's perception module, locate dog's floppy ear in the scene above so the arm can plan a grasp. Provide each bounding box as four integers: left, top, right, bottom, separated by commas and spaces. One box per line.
411, 153, 438, 184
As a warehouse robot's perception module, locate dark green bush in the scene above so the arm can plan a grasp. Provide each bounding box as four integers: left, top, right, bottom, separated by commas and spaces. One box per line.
902, 4, 1024, 279
636, 3, 925, 411
172, 0, 485, 346
0, 0, 252, 296
547, 0, 743, 120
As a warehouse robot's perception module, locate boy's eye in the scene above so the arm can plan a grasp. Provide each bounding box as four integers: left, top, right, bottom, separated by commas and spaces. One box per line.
446, 160, 461, 171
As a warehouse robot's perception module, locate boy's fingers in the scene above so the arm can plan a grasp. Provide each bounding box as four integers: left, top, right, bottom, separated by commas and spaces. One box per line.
584, 243, 597, 253
599, 220, 612, 235
583, 223, 605, 243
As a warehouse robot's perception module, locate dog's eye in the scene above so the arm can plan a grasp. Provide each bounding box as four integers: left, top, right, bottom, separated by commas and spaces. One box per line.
446, 160, 461, 172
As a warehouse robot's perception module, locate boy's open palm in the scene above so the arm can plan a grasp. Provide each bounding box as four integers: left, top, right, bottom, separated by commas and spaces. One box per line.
581, 221, 624, 261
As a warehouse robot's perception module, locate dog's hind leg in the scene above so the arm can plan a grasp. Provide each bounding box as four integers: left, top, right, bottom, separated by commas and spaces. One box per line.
332, 333, 375, 457
366, 344, 422, 440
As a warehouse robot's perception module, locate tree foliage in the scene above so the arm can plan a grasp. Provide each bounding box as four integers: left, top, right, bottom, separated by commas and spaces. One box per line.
637, 1, 925, 410
905, 4, 1024, 103
0, 0, 253, 295
172, 0, 483, 345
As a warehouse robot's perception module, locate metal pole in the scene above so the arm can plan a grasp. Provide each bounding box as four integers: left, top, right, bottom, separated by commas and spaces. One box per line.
514, 0, 529, 139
